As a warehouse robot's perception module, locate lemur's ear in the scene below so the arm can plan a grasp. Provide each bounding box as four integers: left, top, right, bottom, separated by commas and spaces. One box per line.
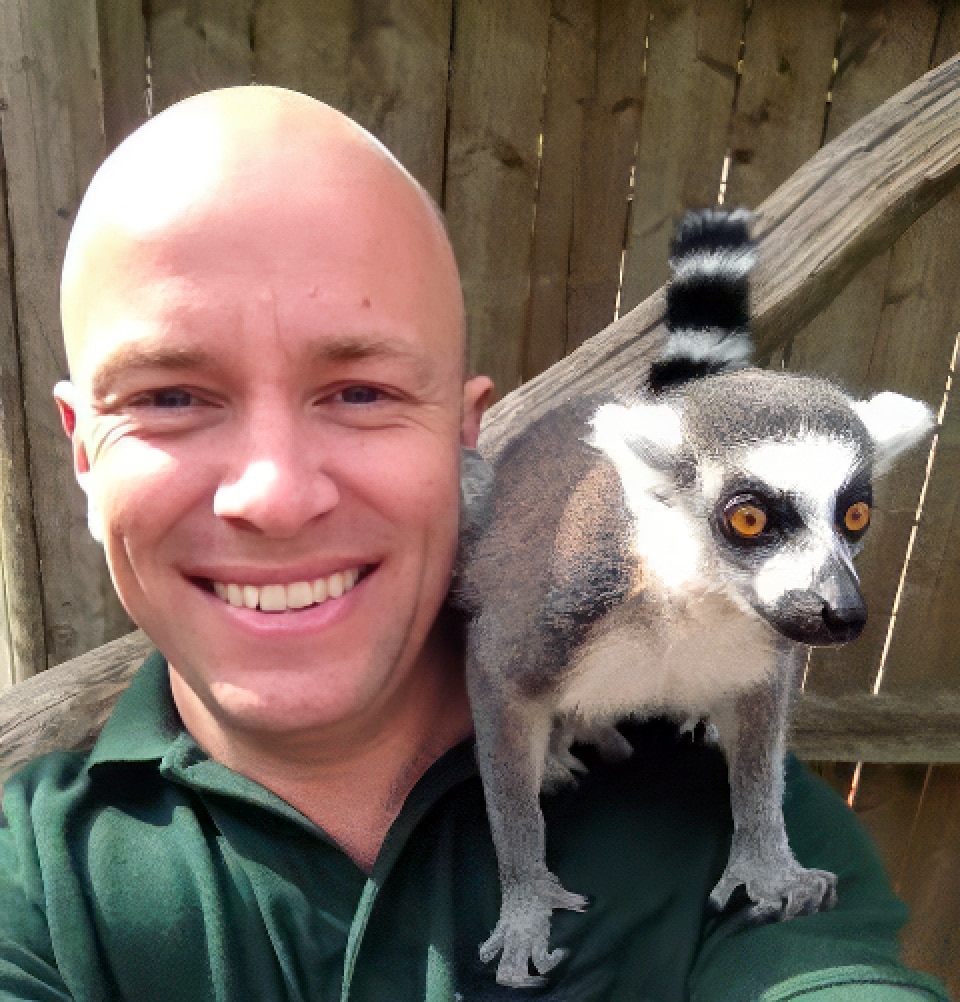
589, 401, 685, 472
853, 391, 935, 473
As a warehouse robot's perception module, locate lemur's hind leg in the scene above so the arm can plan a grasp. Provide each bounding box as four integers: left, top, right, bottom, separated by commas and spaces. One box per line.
467, 622, 587, 987
709, 641, 837, 918
543, 719, 634, 792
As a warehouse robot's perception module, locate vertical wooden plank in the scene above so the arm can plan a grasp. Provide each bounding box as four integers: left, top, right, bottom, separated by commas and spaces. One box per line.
565, 0, 649, 353
849, 763, 929, 884
444, 0, 551, 396
344, 0, 453, 203
253, 0, 453, 201
878, 343, 960, 693
252, 0, 352, 107
147, 0, 255, 114
617, 0, 744, 316
800, 0, 951, 697
0, 0, 133, 669
896, 765, 960, 996
722, 0, 841, 209
521, 0, 597, 380
775, 0, 943, 378
861, 0, 960, 700
0, 135, 45, 686
96, 0, 149, 150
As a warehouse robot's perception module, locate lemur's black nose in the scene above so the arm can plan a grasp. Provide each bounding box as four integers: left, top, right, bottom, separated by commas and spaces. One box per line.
821, 602, 867, 642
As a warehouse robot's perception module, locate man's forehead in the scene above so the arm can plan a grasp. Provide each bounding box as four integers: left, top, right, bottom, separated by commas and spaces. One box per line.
61, 86, 463, 379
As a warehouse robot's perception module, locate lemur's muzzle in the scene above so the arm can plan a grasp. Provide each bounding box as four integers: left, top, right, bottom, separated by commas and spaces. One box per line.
770, 551, 867, 647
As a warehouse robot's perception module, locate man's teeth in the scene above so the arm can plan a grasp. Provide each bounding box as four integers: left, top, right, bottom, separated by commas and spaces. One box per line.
212, 568, 361, 612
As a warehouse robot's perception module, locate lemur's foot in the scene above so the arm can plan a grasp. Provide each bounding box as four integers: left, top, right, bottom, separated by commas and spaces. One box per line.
479, 874, 588, 987
542, 746, 587, 792
710, 849, 837, 918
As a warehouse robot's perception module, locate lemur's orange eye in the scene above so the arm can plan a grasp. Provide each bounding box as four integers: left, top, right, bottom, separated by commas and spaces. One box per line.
726, 503, 767, 539
843, 501, 871, 534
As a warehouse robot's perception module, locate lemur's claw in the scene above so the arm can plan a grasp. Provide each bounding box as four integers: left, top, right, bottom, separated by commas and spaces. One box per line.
480, 876, 587, 987
710, 854, 837, 918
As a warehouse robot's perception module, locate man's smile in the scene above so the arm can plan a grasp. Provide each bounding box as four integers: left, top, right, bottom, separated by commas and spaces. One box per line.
206, 566, 365, 612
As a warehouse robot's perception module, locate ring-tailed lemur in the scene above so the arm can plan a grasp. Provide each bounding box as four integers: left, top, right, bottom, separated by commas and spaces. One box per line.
456, 209, 934, 989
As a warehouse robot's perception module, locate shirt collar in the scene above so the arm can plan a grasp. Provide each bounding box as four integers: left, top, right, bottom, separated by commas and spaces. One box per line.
84, 647, 481, 861
86, 648, 184, 771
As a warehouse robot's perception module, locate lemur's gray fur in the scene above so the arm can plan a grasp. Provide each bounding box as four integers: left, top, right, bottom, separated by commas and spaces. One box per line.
455, 209, 934, 989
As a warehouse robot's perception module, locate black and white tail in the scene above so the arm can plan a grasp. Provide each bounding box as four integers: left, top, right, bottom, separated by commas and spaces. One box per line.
648, 208, 756, 394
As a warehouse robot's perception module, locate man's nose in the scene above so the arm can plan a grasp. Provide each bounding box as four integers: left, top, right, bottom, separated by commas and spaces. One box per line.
212, 422, 340, 536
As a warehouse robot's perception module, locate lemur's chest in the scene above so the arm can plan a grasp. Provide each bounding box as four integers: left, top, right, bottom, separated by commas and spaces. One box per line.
557, 590, 777, 720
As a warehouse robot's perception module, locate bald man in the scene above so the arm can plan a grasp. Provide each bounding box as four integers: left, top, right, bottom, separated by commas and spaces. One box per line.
0, 87, 950, 1002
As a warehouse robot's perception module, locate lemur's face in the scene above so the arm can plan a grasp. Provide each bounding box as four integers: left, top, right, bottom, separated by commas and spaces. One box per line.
697, 435, 872, 646
589, 371, 932, 650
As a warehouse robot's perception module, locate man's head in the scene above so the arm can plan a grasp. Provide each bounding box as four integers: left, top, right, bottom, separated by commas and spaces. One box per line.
56, 86, 492, 755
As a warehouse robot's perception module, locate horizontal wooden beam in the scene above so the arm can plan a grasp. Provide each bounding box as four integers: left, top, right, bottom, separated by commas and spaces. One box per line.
791, 691, 960, 764
480, 52, 960, 460
2, 631, 958, 787
0, 630, 150, 785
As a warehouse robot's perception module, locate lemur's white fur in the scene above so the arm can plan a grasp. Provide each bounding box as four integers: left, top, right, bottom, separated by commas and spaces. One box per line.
588, 403, 698, 590
855, 391, 935, 472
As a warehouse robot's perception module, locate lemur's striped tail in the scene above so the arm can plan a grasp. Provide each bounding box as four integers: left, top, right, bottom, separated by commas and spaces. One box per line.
648, 208, 756, 394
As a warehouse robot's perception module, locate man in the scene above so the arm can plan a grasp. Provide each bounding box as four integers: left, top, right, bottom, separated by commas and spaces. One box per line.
0, 86, 950, 1001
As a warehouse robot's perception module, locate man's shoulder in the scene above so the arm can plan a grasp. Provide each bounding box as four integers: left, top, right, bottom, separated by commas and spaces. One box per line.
1, 749, 93, 823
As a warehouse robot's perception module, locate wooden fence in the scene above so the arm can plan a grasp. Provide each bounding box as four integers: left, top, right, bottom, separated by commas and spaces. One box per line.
0, 0, 958, 991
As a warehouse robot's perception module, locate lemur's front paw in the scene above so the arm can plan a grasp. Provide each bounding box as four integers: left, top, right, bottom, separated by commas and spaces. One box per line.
710, 851, 837, 919
479, 874, 588, 987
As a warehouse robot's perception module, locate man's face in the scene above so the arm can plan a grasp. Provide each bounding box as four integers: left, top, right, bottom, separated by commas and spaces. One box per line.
58, 130, 488, 745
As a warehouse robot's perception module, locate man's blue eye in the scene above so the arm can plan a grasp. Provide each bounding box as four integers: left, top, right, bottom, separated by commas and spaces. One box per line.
339, 386, 381, 404
150, 389, 196, 408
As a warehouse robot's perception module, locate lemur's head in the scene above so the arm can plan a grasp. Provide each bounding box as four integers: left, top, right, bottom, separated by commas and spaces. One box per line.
591, 371, 932, 646
588, 208, 933, 647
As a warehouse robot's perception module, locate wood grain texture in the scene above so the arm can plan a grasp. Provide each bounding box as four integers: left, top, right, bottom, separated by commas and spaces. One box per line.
97, 0, 149, 150
147, 0, 255, 113
480, 52, 960, 461
896, 765, 960, 997
444, 0, 551, 396
521, 0, 596, 380
565, 0, 649, 354
617, 0, 743, 315
1, 642, 957, 794
0, 132, 45, 686
861, 0, 960, 700
788, 0, 945, 698
253, 0, 452, 200
0, 630, 152, 787
790, 691, 960, 762
0, 0, 133, 668
879, 343, 960, 694
849, 762, 928, 888
723, 0, 841, 208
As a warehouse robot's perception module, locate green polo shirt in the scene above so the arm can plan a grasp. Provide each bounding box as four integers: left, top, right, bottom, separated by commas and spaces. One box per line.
0, 652, 951, 1001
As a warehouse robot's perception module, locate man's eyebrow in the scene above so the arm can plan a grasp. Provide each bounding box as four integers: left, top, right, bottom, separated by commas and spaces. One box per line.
91, 345, 215, 399
309, 335, 431, 382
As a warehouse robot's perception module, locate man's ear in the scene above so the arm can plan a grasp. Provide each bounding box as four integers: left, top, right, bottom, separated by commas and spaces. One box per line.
461, 375, 494, 448
53, 381, 90, 473
53, 380, 102, 543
